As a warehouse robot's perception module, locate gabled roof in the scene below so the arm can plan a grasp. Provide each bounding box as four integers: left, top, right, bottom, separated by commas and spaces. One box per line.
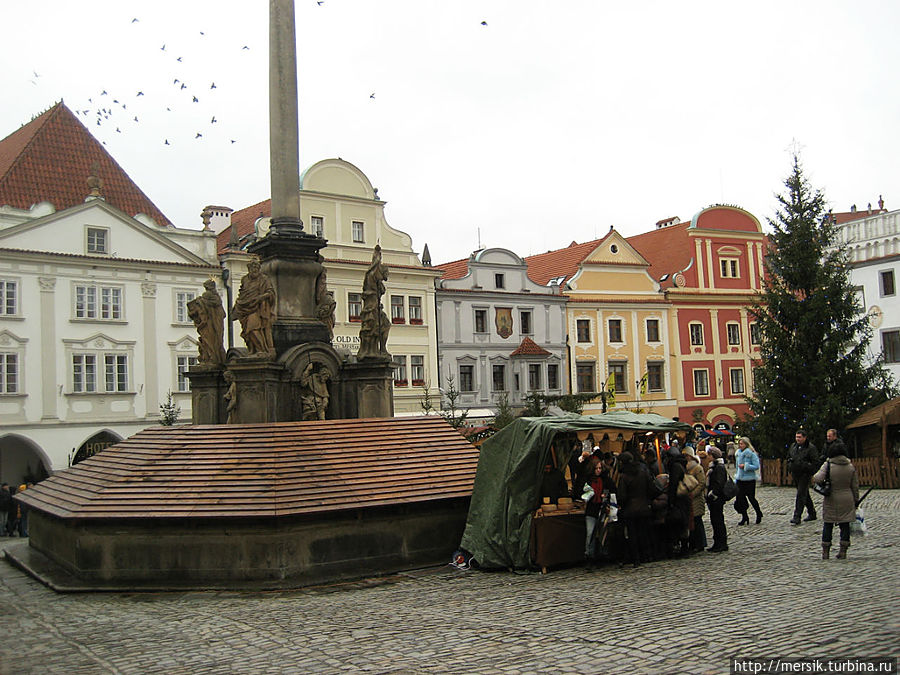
217, 197, 269, 253
18, 416, 479, 520
435, 256, 470, 280
523, 236, 608, 286
0, 102, 171, 226
510, 337, 552, 357
846, 397, 900, 430
626, 220, 693, 283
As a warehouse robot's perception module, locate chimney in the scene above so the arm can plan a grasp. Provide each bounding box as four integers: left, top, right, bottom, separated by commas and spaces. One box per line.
879, 195, 885, 210
203, 205, 233, 234
850, 204, 857, 213
867, 202, 872, 214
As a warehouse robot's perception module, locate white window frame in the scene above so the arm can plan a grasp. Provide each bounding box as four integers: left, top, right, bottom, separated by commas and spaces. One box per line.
576, 362, 595, 393
520, 310, 533, 335
647, 361, 664, 392
65, 335, 135, 395
72, 353, 98, 393
348, 293, 362, 322
547, 362, 560, 391
0, 279, 18, 316
608, 361, 628, 394
883, 330, 900, 364
693, 368, 710, 397
177, 355, 199, 392
880, 269, 895, 297
410, 355, 425, 386
730, 367, 745, 395
608, 318, 624, 343
720, 258, 739, 278
528, 363, 542, 390
393, 355, 408, 387
576, 319, 591, 343
491, 363, 506, 391
310, 215, 324, 238
749, 322, 761, 346
726, 322, 741, 346
104, 353, 129, 392
390, 295, 405, 323
0, 352, 19, 394
86, 226, 109, 254
458, 363, 475, 392
494, 273, 505, 289
474, 309, 488, 334
74, 283, 123, 320
645, 318, 660, 343
409, 296, 423, 324
175, 290, 198, 324
689, 322, 704, 346
351, 221, 365, 243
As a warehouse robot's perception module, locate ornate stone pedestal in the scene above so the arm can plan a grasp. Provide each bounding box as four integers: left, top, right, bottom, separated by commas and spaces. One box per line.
187, 366, 227, 425
340, 358, 394, 419
226, 360, 288, 424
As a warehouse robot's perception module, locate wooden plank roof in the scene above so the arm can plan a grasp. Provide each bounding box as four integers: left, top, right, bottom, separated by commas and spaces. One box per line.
18, 417, 479, 520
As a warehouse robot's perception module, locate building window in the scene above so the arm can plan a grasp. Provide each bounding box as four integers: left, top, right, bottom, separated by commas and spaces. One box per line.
0, 280, 17, 316
548, 363, 559, 390
86, 227, 108, 254
348, 293, 362, 322
311, 215, 324, 238
608, 319, 623, 343
528, 364, 541, 390
693, 369, 710, 397
880, 270, 895, 297
104, 354, 128, 392
720, 258, 739, 278
730, 368, 745, 395
0, 353, 18, 394
175, 291, 197, 324
410, 355, 425, 386
883, 330, 900, 363
726, 323, 741, 346
608, 362, 627, 394
73, 354, 97, 393
520, 310, 532, 335
647, 362, 664, 392
689, 323, 704, 346
75, 284, 122, 320
390, 295, 405, 323
494, 273, 505, 289
409, 296, 423, 324
492, 364, 506, 391
646, 319, 660, 343
459, 364, 474, 392
576, 319, 591, 343
749, 322, 761, 345
576, 363, 595, 393
176, 355, 198, 392
474, 309, 487, 334
393, 356, 408, 386
351, 221, 365, 243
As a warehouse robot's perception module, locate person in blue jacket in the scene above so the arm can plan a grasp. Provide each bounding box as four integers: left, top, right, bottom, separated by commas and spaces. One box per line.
734, 436, 763, 525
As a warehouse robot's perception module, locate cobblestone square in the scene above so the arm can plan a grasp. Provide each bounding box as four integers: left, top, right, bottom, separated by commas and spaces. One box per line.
1, 487, 897, 674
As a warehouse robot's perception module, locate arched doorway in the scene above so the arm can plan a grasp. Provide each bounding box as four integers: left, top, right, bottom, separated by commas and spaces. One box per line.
71, 430, 122, 466
0, 434, 52, 486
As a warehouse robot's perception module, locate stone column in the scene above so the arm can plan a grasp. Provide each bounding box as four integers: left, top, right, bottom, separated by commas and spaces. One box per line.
38, 277, 57, 420
141, 282, 159, 418
269, 0, 302, 234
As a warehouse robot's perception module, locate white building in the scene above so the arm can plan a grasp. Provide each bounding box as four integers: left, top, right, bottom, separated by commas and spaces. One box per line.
0, 104, 220, 482
435, 248, 568, 418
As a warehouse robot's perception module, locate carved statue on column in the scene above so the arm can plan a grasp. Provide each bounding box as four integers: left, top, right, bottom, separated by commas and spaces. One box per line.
232, 257, 276, 357
187, 279, 227, 365
358, 245, 391, 359
223, 370, 237, 424
314, 270, 337, 339
300, 361, 331, 420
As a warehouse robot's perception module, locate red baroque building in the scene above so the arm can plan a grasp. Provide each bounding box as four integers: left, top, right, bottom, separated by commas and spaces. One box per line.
628, 206, 766, 430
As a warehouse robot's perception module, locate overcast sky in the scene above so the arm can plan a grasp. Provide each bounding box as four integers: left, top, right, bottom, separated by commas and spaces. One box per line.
2, 1, 898, 264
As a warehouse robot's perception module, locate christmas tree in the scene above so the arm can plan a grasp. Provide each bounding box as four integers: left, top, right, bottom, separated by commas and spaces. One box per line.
745, 156, 896, 456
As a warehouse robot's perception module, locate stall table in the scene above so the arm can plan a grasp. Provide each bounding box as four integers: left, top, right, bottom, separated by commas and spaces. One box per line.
529, 508, 586, 573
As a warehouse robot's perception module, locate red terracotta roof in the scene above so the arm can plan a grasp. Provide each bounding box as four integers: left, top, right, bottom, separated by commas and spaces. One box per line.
217, 197, 270, 252
510, 336, 552, 357
626, 221, 693, 284
435, 256, 470, 280
0, 103, 172, 226
523, 236, 608, 286
831, 208, 887, 225
18, 417, 479, 519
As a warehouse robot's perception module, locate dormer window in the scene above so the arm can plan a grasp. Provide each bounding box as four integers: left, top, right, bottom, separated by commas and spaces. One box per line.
86, 227, 108, 254
720, 258, 739, 278
494, 273, 505, 289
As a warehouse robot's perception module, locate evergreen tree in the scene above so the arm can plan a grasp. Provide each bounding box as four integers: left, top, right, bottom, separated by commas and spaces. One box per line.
746, 156, 896, 456
159, 390, 181, 426
491, 392, 517, 430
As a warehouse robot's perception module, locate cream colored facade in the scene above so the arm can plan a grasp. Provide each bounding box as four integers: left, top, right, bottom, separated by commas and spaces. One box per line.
0, 198, 220, 481
565, 230, 678, 417
220, 159, 442, 414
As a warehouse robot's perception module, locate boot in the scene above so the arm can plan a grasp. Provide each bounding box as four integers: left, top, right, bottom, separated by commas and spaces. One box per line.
836, 541, 849, 559
821, 543, 830, 560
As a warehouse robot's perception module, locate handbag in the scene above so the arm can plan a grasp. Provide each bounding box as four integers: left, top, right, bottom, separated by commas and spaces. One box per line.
812, 460, 832, 496
676, 473, 699, 498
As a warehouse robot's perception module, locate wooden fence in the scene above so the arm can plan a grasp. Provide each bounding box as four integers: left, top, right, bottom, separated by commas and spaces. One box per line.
760, 457, 899, 488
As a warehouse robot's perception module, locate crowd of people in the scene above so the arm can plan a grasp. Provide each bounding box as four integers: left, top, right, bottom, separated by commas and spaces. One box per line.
571, 427, 863, 568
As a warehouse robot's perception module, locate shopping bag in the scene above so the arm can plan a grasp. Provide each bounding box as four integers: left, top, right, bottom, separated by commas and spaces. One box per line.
850, 505, 867, 536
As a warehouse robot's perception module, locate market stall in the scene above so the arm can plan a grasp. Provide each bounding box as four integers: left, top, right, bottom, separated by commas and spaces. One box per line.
458, 412, 691, 571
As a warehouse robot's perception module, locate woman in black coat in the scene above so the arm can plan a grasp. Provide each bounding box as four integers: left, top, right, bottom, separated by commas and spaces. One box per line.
616, 452, 655, 567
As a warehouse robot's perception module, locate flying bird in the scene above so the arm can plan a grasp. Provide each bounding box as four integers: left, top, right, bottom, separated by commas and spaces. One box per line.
230, 139, 236, 144
116, 127, 121, 133
481, 20, 488, 25
101, 90, 108, 95
317, 1, 324, 5
161, 44, 166, 51
174, 78, 179, 84
370, 92, 375, 99
195, 132, 203, 139
180, 83, 186, 90
165, 139, 170, 145
176, 56, 183, 62
131, 17, 139, 23
136, 91, 144, 96
192, 95, 199, 103
199, 31, 205, 35
210, 82, 216, 89
241, 45, 249, 50
133, 116, 139, 122
210, 116, 217, 123
33, 70, 40, 78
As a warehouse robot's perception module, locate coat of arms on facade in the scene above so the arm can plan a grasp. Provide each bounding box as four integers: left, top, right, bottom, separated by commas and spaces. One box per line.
495, 307, 513, 339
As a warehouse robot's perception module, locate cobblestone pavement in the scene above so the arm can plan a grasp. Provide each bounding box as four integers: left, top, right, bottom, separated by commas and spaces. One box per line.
0, 487, 897, 674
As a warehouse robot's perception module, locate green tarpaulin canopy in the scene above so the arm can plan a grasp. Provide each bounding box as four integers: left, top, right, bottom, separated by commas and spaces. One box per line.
459, 412, 691, 569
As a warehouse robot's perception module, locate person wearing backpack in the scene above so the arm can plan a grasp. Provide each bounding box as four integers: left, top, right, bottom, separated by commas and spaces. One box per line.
705, 447, 729, 552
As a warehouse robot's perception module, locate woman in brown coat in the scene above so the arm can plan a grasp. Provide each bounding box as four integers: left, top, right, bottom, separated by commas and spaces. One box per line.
812, 431, 859, 560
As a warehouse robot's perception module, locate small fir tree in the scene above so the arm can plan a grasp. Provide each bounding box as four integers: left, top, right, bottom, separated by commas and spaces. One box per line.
159, 390, 181, 426
420, 377, 469, 430
746, 156, 896, 456
491, 392, 517, 430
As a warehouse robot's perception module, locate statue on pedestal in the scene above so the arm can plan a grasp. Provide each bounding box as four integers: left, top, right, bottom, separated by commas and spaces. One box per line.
315, 270, 337, 339
187, 279, 227, 366
223, 370, 237, 424
358, 245, 391, 359
300, 362, 331, 420
232, 258, 276, 357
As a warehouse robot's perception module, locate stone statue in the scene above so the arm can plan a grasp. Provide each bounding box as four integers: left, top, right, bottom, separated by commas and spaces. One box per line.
358, 245, 391, 359
232, 258, 276, 357
314, 270, 336, 339
300, 361, 331, 420
223, 370, 237, 424
187, 279, 227, 365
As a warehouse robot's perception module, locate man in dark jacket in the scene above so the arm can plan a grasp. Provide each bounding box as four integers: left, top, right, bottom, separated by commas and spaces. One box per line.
824, 428, 848, 459
788, 429, 819, 525
706, 448, 729, 552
